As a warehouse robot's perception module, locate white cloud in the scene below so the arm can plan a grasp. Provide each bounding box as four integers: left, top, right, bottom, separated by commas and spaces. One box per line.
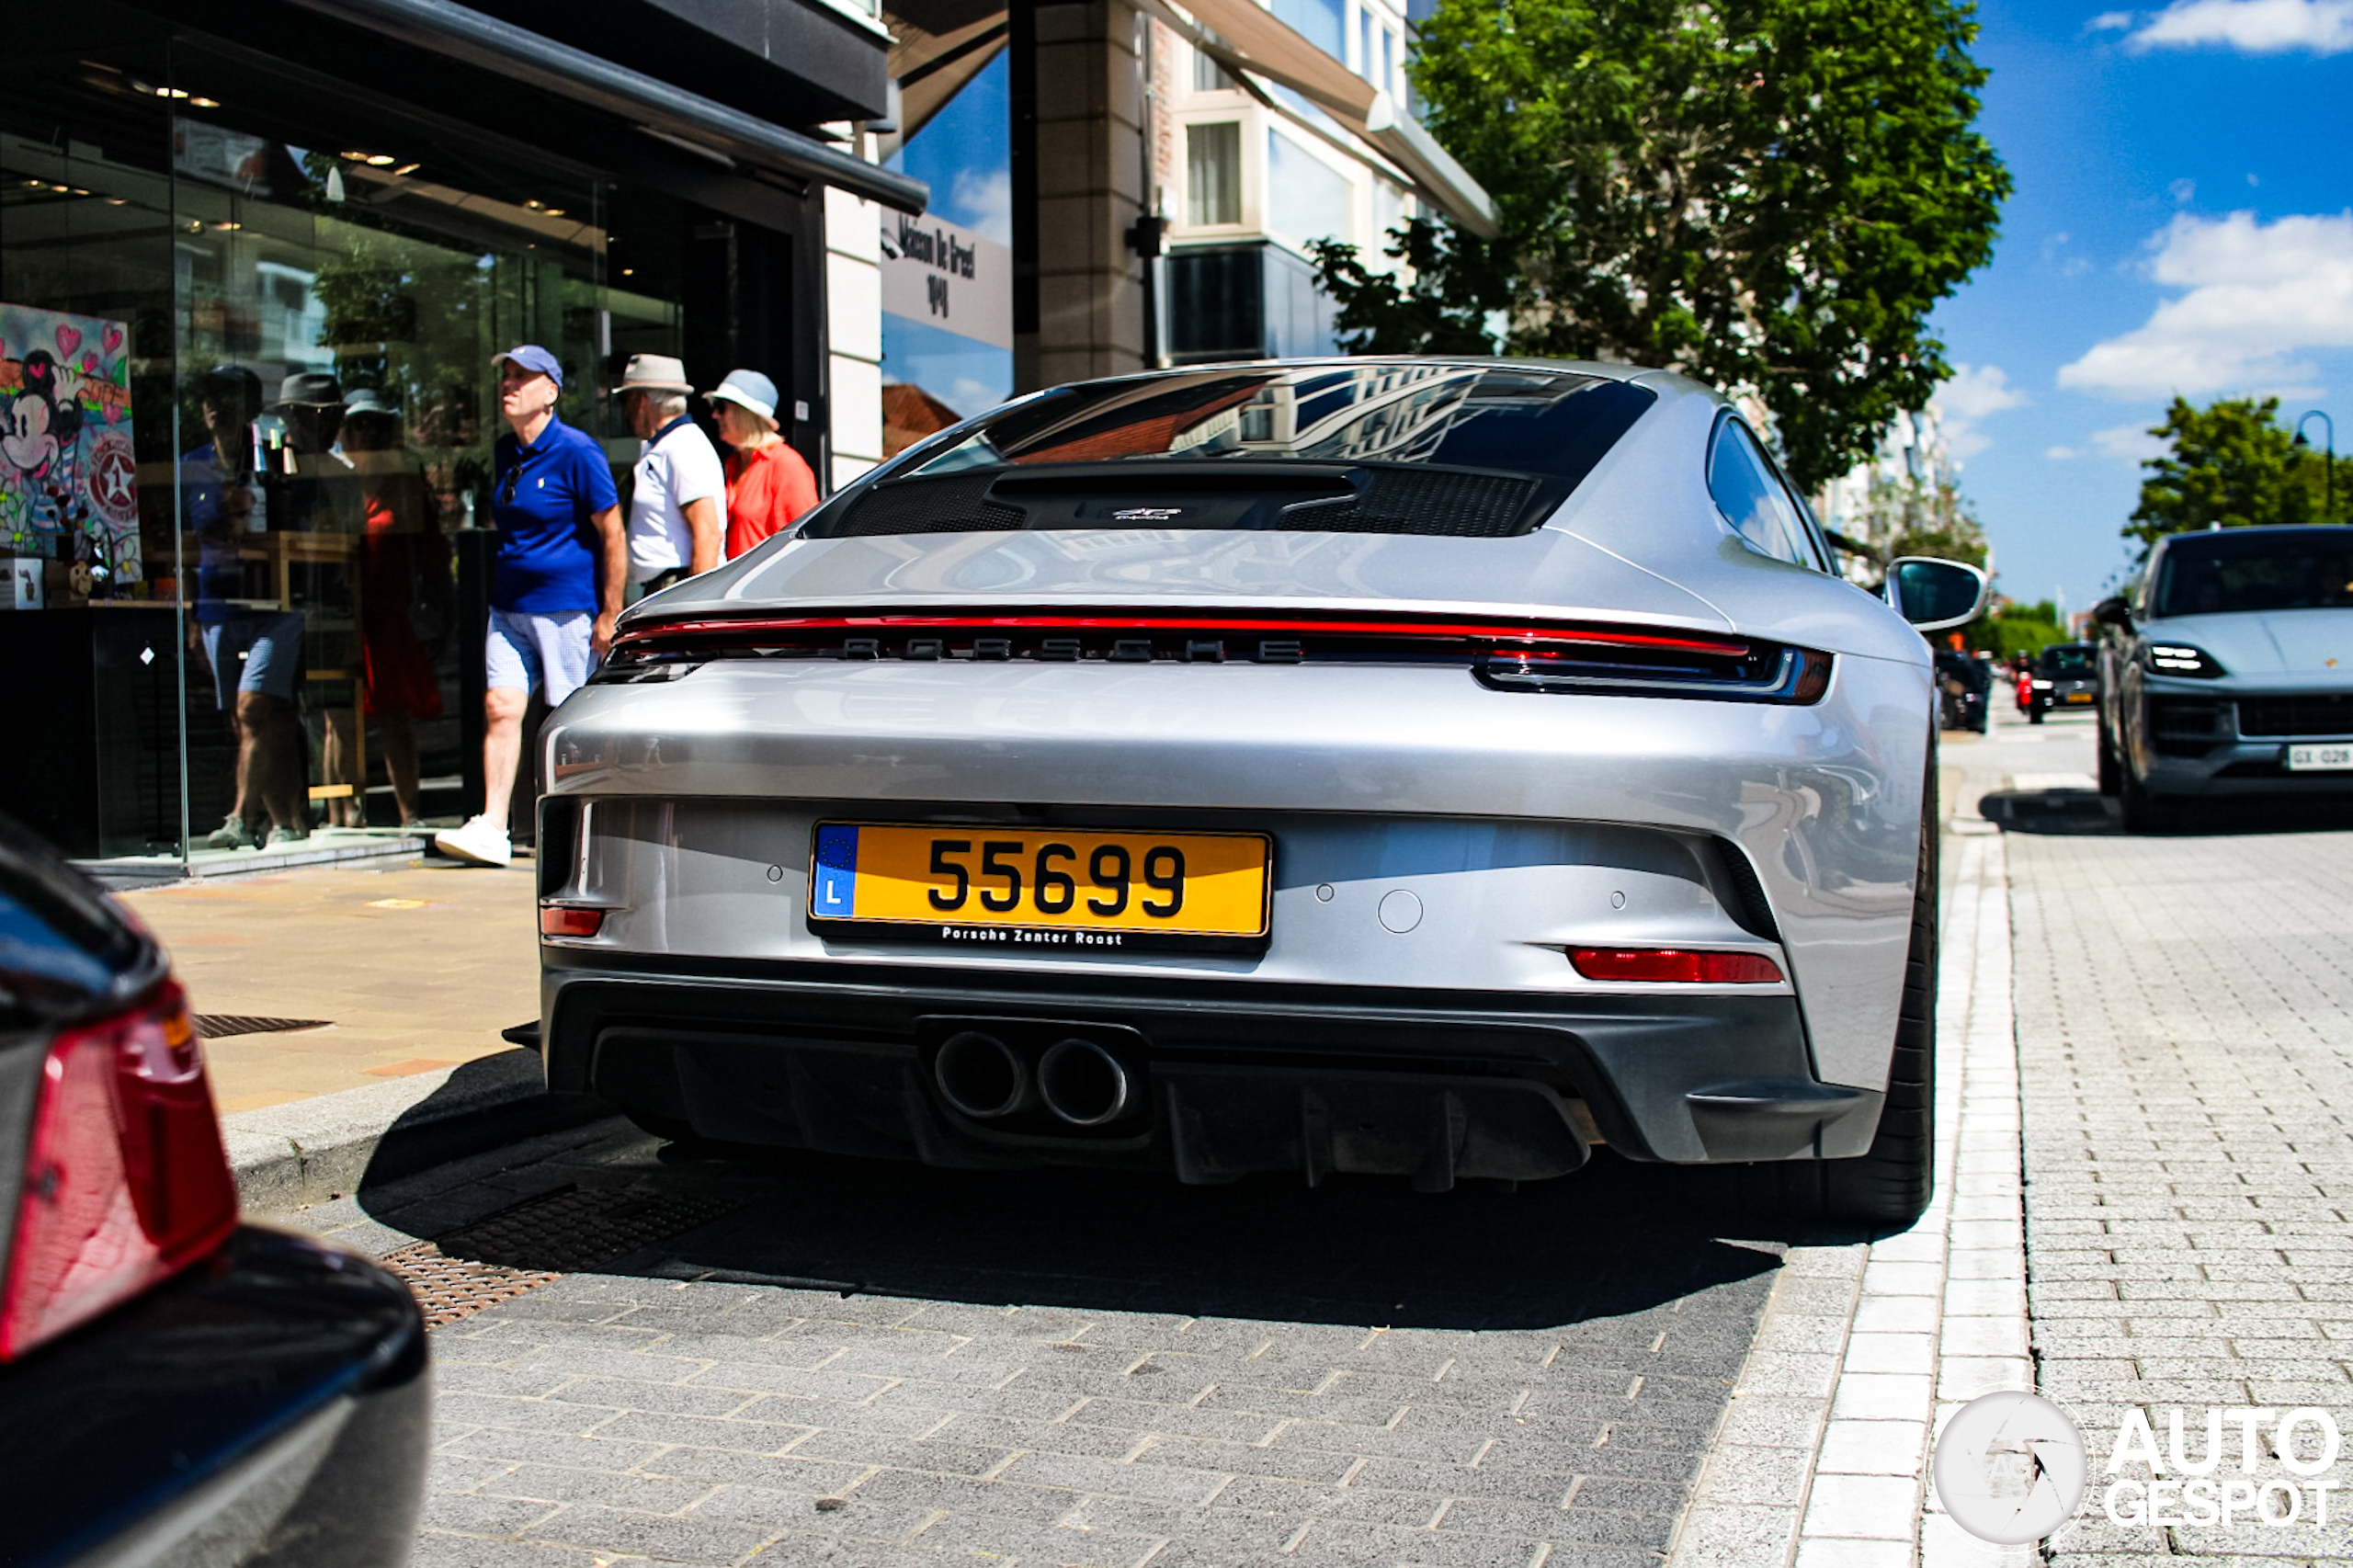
949, 168, 1013, 248
2123, 0, 2353, 52
2088, 7, 2135, 24
2055, 209, 2353, 398
2093, 422, 2169, 460
1932, 363, 2029, 459
2047, 445, 2085, 460
2169, 177, 2197, 205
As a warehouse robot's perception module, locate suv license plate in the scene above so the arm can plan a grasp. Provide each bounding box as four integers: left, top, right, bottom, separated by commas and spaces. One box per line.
809, 824, 1272, 949
2288, 744, 2353, 771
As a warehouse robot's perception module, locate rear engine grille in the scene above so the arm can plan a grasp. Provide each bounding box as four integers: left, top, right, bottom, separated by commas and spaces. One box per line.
821, 463, 1547, 539
2150, 697, 2228, 756
2235, 694, 2353, 738
1316, 470, 1540, 538
599, 609, 1832, 705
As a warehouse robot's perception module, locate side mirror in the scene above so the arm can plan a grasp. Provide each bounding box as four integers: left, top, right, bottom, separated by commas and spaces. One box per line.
2091, 596, 2133, 630
1885, 557, 1989, 633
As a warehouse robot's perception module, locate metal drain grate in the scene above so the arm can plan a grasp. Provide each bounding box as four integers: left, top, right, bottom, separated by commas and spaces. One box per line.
194, 1015, 331, 1039
380, 1244, 563, 1329
434, 1184, 748, 1277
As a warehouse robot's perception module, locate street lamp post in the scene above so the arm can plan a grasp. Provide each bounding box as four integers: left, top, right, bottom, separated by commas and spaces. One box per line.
2294, 410, 2336, 522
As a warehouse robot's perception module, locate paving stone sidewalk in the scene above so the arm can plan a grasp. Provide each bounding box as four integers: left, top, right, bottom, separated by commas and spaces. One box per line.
304, 1113, 1791, 1567
122, 857, 536, 1111
2010, 825, 2353, 1562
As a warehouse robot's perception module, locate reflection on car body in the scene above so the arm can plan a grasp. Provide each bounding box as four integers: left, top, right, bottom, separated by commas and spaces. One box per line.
540, 358, 1982, 1224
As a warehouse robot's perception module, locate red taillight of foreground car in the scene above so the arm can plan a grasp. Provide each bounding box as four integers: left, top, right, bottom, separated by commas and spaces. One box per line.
1568, 948, 1785, 984
540, 905, 606, 938
0, 983, 239, 1361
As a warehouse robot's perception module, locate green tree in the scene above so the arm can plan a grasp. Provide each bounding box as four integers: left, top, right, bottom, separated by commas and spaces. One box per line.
2126, 396, 2350, 545
1983, 598, 2065, 660
1308, 0, 2009, 491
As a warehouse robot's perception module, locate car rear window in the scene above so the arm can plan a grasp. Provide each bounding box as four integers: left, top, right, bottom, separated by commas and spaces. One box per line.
2155, 532, 2353, 616
2040, 645, 2095, 672
801, 363, 1656, 540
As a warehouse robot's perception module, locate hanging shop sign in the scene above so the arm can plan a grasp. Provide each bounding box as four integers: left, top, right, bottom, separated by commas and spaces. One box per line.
880, 212, 1013, 350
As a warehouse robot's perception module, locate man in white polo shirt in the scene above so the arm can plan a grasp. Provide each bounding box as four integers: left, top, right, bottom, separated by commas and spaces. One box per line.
615, 354, 724, 597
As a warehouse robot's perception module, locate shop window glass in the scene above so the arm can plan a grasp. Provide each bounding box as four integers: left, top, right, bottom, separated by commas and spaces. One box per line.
1188, 123, 1242, 227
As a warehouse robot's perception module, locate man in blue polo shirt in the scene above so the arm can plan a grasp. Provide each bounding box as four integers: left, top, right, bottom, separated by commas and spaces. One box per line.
433, 345, 624, 868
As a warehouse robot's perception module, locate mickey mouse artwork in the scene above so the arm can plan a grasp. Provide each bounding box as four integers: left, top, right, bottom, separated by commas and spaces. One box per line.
0, 303, 141, 593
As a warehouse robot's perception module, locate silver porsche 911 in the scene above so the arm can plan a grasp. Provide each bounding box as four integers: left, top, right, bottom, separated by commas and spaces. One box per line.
533, 358, 1983, 1222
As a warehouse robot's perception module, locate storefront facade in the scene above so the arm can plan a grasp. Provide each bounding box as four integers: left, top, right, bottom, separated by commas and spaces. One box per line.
2, 0, 915, 869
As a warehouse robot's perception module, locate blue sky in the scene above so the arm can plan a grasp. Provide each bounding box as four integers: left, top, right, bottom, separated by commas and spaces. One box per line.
883, 53, 1015, 418
1930, 0, 2353, 612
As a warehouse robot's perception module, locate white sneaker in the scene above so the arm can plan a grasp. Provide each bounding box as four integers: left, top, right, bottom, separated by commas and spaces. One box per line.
433, 815, 513, 868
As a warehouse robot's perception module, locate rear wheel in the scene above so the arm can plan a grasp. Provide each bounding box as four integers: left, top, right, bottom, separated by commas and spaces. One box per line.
2119, 760, 2177, 833
1742, 769, 1937, 1229
2028, 705, 2045, 725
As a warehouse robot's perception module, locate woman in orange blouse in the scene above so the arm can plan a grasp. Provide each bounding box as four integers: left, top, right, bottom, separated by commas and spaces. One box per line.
708, 370, 818, 558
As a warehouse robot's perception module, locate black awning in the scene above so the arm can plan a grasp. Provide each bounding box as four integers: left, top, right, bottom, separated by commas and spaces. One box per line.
278, 0, 928, 213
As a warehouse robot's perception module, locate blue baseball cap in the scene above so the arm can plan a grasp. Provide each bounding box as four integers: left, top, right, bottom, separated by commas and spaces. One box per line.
492, 345, 563, 388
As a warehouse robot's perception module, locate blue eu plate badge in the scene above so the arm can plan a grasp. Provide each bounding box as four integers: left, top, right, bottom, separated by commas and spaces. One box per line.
813, 824, 858, 917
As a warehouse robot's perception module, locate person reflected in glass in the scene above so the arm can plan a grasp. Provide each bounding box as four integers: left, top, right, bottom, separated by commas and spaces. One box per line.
708, 369, 817, 559
182, 365, 309, 851
326, 387, 448, 828
432, 347, 623, 869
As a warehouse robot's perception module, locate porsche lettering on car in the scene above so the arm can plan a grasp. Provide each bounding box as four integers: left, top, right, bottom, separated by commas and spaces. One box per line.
532, 358, 1983, 1222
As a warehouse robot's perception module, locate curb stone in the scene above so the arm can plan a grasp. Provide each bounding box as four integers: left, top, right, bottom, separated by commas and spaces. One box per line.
223, 1045, 609, 1215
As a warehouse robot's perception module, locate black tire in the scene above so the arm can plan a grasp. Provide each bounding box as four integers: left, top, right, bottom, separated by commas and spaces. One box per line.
1741, 763, 1937, 1229
2119, 761, 2176, 833
2097, 716, 2121, 796
2028, 706, 2044, 725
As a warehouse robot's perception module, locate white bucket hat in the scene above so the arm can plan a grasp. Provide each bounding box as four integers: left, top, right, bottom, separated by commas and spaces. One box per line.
707, 369, 780, 426
612, 353, 694, 395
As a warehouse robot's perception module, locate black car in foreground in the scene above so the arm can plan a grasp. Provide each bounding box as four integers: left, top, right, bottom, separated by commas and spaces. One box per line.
0, 819, 428, 1566
1935, 650, 1992, 733
2026, 641, 2100, 723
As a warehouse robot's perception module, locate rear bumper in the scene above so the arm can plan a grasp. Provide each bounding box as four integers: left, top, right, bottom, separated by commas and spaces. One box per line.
3, 1225, 428, 1568
543, 955, 1886, 1182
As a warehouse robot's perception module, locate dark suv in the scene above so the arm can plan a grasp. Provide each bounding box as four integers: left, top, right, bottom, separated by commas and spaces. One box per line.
2025, 642, 2099, 723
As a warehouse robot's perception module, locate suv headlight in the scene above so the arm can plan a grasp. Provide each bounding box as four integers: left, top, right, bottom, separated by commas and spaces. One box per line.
2146, 643, 2226, 677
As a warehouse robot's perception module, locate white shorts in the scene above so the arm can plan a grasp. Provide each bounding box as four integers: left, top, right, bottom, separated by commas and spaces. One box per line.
486, 607, 594, 706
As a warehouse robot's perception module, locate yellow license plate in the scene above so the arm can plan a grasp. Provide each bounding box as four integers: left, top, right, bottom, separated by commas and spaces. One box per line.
810, 824, 1272, 941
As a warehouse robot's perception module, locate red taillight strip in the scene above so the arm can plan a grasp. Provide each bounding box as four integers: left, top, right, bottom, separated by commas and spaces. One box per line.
1567, 948, 1786, 984
0, 983, 239, 1362
618, 611, 1750, 657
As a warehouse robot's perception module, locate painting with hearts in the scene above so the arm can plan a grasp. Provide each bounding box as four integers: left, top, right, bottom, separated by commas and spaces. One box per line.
0, 303, 140, 584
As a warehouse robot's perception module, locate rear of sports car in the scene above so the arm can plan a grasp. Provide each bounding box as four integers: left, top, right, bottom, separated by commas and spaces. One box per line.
536, 360, 1938, 1221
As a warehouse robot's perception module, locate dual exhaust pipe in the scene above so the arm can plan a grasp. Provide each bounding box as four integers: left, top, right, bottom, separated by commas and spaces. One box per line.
935, 1029, 1131, 1128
